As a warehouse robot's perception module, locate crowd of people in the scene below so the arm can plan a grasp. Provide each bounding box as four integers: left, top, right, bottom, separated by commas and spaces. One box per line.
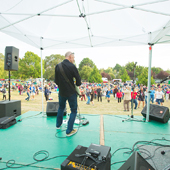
0, 81, 56, 102
1, 81, 170, 111
78, 82, 170, 111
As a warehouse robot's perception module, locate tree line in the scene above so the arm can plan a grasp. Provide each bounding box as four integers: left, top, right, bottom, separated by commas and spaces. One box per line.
0, 52, 169, 86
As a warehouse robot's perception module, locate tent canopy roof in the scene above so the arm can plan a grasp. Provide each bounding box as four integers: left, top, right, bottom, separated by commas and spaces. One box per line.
0, 0, 170, 49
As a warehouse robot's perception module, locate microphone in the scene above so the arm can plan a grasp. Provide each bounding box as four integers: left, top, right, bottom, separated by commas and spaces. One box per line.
160, 76, 170, 83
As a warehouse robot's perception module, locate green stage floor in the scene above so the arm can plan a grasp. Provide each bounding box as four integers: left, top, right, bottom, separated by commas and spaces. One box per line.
0, 112, 170, 170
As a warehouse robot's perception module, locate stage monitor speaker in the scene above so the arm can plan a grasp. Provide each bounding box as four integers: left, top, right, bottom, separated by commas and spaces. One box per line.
4, 46, 19, 71
141, 104, 170, 123
46, 102, 67, 116
0, 100, 21, 118
118, 151, 155, 170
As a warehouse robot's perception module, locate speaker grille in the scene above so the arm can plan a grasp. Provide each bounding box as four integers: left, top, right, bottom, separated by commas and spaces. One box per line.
48, 102, 59, 111
46, 102, 66, 116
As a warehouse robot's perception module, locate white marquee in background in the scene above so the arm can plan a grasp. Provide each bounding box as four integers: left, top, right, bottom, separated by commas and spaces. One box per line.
0, 0, 170, 120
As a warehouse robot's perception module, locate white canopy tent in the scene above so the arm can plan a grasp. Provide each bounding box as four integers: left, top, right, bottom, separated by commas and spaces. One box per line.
0, 0, 170, 120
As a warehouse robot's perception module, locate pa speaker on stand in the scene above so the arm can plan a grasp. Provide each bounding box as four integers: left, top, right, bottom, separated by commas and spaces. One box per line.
141, 104, 170, 123
4, 46, 19, 71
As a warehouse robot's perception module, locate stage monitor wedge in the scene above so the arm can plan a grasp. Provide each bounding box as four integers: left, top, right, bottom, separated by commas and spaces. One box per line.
141, 104, 169, 123
118, 151, 155, 170
4, 46, 19, 71
46, 102, 67, 116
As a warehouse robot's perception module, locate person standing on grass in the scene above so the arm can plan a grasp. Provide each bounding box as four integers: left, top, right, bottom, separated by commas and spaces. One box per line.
116, 89, 122, 104
25, 85, 30, 101
123, 86, 131, 111
44, 85, 50, 101
2, 85, 6, 100
86, 87, 91, 105
137, 87, 145, 108
36, 86, 39, 95
144, 88, 148, 105
150, 86, 155, 103
90, 87, 95, 105
106, 88, 111, 103
55, 51, 81, 137
131, 88, 138, 109
165, 88, 170, 102
30, 84, 35, 100
97, 86, 102, 102
155, 87, 164, 105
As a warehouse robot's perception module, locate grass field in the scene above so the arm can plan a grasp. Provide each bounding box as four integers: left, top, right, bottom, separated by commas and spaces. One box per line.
1, 90, 170, 116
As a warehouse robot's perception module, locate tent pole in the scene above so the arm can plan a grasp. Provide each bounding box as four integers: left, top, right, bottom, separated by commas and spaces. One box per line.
146, 44, 153, 122
40, 37, 44, 116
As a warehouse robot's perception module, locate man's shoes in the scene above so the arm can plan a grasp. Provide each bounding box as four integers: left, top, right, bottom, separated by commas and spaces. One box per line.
56, 125, 62, 129
66, 129, 77, 137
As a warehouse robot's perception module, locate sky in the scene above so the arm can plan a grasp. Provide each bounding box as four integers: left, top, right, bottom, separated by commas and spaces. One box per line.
0, 32, 170, 71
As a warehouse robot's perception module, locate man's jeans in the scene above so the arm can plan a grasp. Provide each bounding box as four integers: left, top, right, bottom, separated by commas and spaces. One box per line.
150, 95, 154, 103
25, 92, 30, 101
131, 99, 137, 109
86, 96, 90, 104
56, 93, 77, 134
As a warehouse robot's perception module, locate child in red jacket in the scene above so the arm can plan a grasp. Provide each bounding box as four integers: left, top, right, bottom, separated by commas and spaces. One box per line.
116, 89, 122, 103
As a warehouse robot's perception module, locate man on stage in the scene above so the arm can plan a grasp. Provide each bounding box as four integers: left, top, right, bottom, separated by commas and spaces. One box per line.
55, 52, 81, 136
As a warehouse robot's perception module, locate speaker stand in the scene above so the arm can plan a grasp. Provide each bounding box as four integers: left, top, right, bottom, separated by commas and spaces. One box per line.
122, 115, 145, 122
8, 70, 11, 101
122, 62, 145, 123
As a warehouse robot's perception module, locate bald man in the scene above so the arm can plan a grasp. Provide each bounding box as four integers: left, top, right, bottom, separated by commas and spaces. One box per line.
55, 52, 81, 137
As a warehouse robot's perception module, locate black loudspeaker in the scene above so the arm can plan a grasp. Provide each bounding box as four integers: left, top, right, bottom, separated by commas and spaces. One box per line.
0, 116, 17, 129
118, 151, 155, 170
46, 102, 67, 116
141, 104, 170, 123
0, 100, 21, 118
61, 145, 111, 170
4, 46, 19, 71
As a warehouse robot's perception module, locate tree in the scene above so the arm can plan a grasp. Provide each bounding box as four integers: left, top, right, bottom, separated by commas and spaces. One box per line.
79, 65, 93, 81
151, 67, 163, 75
156, 71, 170, 79
136, 67, 155, 86
113, 63, 122, 72
127, 71, 134, 80
105, 67, 113, 74
0, 53, 4, 61
99, 68, 105, 74
125, 62, 137, 72
88, 66, 102, 83
166, 69, 170, 74
12, 51, 44, 79
44, 54, 65, 80
120, 67, 131, 83
0, 54, 8, 78
109, 73, 115, 79
135, 65, 144, 78
78, 58, 95, 72
101, 72, 111, 80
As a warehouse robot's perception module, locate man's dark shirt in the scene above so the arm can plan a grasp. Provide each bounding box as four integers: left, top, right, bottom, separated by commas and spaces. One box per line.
55, 59, 81, 97
97, 88, 101, 95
